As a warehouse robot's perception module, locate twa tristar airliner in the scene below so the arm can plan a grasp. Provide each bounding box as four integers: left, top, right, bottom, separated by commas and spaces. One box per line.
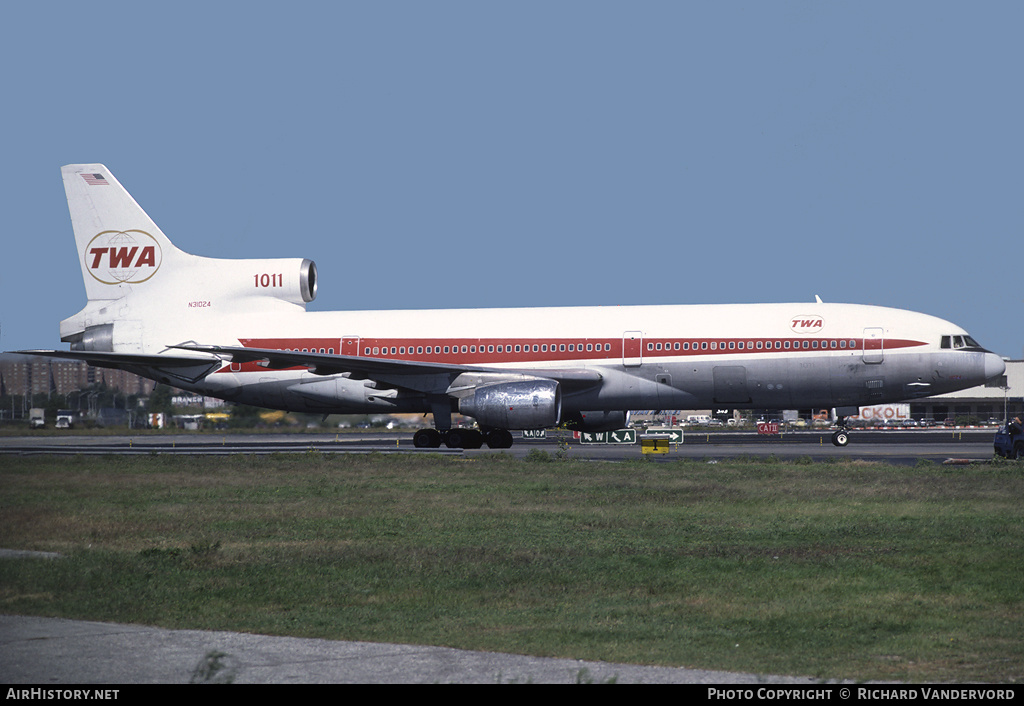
17, 164, 1006, 449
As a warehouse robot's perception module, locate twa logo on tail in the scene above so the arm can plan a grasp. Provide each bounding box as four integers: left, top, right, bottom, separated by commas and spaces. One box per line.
790, 315, 824, 334
85, 230, 163, 284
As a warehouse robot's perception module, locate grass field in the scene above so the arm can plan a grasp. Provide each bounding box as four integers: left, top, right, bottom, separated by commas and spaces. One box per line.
1, 452, 1021, 682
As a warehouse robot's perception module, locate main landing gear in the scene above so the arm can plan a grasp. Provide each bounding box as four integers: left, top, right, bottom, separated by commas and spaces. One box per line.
412, 428, 514, 449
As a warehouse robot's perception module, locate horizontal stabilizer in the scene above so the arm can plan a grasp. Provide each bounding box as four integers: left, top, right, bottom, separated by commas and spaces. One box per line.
15, 350, 222, 385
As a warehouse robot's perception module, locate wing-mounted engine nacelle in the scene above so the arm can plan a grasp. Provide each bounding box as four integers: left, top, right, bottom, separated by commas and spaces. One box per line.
561, 410, 630, 432
458, 380, 561, 430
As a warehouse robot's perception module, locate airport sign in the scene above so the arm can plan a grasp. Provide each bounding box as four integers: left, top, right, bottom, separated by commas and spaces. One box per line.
579, 429, 636, 444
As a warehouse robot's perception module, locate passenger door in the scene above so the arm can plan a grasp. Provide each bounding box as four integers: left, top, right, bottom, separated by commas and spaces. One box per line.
862, 327, 884, 364
622, 331, 643, 367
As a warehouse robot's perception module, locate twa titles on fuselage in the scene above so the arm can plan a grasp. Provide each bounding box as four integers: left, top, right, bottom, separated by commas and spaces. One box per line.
14, 164, 1005, 449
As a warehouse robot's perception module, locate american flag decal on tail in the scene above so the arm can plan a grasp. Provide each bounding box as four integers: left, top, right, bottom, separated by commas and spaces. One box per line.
81, 173, 108, 186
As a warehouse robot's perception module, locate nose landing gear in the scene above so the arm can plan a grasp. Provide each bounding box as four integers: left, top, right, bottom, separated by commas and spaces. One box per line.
831, 416, 851, 447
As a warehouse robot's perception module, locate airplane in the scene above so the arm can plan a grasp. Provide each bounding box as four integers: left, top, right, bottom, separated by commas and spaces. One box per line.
15, 164, 1006, 449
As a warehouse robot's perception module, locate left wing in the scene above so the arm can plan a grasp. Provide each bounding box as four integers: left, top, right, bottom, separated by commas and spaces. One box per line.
171, 344, 604, 395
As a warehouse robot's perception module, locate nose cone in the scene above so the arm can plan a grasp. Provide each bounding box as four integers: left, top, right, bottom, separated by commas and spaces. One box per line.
984, 353, 1006, 381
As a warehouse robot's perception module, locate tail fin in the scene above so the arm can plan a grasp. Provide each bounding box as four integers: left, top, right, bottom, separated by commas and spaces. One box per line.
62, 164, 190, 302
59, 164, 317, 353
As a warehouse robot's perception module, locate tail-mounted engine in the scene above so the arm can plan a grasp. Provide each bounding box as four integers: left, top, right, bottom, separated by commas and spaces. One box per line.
458, 379, 561, 430
239, 258, 317, 306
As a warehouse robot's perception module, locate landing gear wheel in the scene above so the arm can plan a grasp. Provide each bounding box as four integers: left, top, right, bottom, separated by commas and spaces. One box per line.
485, 429, 514, 449
444, 429, 484, 449
831, 430, 850, 447
413, 428, 442, 448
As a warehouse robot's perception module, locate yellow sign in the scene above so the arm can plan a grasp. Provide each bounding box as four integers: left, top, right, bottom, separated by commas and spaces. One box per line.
641, 438, 669, 454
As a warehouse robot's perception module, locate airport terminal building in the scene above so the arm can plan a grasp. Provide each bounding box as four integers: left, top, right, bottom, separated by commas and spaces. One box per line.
635, 360, 1024, 427
907, 359, 1023, 424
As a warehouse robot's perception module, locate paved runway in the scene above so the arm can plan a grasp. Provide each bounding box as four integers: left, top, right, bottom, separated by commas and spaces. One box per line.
0, 613, 828, 684
0, 429, 1001, 465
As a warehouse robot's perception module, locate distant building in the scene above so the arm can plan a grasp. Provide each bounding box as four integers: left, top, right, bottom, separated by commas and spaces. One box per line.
0, 353, 156, 399
910, 360, 1023, 422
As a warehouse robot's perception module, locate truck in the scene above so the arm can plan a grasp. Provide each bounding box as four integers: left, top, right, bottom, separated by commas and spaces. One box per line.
55, 409, 75, 429
29, 408, 45, 429
994, 421, 1023, 460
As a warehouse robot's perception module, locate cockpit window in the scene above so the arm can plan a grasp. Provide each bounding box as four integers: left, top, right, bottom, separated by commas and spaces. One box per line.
941, 334, 983, 350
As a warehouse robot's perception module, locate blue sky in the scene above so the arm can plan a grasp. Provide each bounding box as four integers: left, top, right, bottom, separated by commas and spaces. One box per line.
2, 2, 1021, 357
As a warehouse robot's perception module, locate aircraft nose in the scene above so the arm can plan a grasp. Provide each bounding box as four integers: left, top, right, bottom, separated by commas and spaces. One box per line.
984, 352, 1006, 381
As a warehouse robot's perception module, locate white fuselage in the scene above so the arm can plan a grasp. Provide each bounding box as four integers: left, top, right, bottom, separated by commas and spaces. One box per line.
162, 300, 1000, 416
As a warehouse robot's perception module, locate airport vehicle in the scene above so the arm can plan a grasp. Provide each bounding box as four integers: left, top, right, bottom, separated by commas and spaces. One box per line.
994, 421, 1023, 459
55, 410, 75, 429
29, 408, 45, 429
15, 164, 1006, 449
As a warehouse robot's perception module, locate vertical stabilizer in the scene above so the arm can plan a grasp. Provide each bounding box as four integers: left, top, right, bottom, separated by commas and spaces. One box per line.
62, 164, 190, 303
58, 164, 317, 352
